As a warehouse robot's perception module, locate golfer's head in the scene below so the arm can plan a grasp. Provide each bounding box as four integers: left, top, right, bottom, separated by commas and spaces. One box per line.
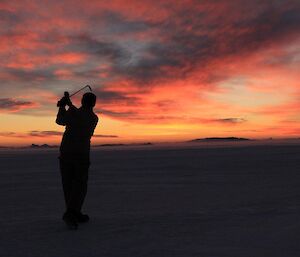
82, 92, 97, 108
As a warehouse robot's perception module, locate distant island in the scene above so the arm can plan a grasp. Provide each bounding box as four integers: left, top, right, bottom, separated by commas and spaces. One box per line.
0, 144, 59, 150
188, 137, 251, 142
30, 144, 58, 148
27, 142, 153, 149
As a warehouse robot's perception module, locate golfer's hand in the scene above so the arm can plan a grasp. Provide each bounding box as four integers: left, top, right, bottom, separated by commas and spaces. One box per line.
57, 97, 67, 107
64, 93, 72, 106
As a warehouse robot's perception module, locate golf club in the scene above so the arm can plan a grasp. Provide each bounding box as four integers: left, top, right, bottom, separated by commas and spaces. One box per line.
69, 85, 92, 97
57, 85, 93, 107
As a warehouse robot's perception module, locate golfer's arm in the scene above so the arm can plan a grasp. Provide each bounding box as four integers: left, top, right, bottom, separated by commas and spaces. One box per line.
56, 107, 67, 126
90, 117, 99, 137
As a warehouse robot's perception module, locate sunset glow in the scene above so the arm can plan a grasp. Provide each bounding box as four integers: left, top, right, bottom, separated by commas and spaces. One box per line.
0, 0, 299, 146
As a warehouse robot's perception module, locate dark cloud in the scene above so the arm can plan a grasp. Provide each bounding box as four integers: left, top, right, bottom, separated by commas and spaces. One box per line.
224, 6, 300, 54
0, 9, 20, 23
212, 118, 247, 124
106, 0, 300, 83
72, 69, 103, 79
96, 108, 137, 118
29, 130, 118, 138
93, 134, 118, 138
100, 11, 150, 34
0, 130, 118, 138
94, 88, 140, 105
2, 1, 299, 87
3, 68, 55, 82
154, 100, 178, 108
0, 98, 34, 110
69, 34, 130, 61
112, 42, 183, 82
0, 9, 25, 34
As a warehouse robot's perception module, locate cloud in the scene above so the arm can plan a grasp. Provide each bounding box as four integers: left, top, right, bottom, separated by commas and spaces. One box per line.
0, 0, 300, 139
97, 0, 300, 84
29, 130, 118, 138
0, 130, 118, 138
0, 9, 20, 24
69, 33, 130, 61
211, 118, 247, 124
97, 108, 137, 118
95, 88, 139, 104
0, 98, 36, 112
0, 131, 61, 138
0, 132, 26, 138
2, 1, 299, 86
93, 134, 118, 138
2, 67, 55, 82
28, 131, 63, 137
93, 11, 151, 35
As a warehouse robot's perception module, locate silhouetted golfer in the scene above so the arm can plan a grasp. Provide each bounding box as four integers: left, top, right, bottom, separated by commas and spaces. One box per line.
56, 92, 98, 229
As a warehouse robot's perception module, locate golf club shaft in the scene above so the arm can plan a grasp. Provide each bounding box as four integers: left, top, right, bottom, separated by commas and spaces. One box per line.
70, 85, 92, 97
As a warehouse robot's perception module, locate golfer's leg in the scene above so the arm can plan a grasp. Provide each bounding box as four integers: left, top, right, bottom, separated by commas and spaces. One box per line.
77, 163, 89, 212
59, 159, 73, 210
69, 163, 89, 212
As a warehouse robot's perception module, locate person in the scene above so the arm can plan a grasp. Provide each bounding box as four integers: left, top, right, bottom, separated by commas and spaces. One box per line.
56, 92, 98, 229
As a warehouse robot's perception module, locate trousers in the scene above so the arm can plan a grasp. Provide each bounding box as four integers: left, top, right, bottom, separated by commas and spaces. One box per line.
59, 158, 90, 213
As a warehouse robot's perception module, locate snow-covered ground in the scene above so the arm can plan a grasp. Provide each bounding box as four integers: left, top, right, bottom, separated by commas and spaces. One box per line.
1, 144, 300, 257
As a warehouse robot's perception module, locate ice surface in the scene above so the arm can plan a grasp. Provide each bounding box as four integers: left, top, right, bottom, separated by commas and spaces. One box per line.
0, 144, 300, 256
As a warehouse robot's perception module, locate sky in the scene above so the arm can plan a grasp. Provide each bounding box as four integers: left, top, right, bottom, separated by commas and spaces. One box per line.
0, 0, 299, 146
